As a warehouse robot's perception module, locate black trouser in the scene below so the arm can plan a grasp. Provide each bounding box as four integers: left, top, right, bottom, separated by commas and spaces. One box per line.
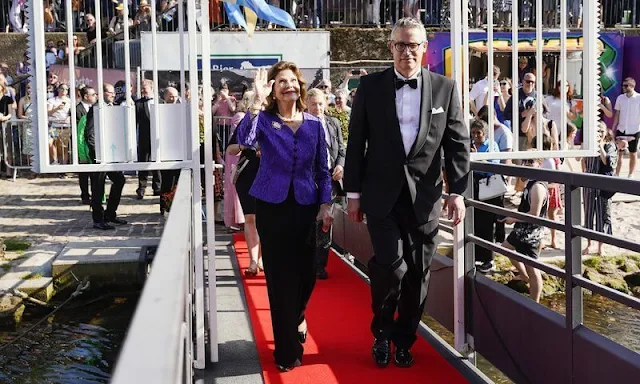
91, 171, 125, 223
365, 185, 438, 349
255, 188, 319, 366
137, 148, 161, 193
79, 173, 91, 200
160, 169, 181, 211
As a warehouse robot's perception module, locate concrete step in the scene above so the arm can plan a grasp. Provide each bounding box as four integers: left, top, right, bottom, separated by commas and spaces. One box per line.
52, 240, 159, 287
0, 277, 55, 302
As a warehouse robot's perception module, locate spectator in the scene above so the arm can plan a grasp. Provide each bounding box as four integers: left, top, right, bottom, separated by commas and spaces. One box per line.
17, 82, 33, 161
497, 77, 512, 126
535, 134, 561, 249
501, 157, 549, 303
46, 72, 60, 99
469, 65, 500, 117
545, 80, 577, 143
226, 90, 262, 276
316, 78, 335, 105
326, 88, 351, 142
517, 56, 531, 85
582, 123, 617, 256
9, 0, 26, 33
478, 105, 513, 158
613, 77, 640, 178
134, 0, 155, 34
85, 14, 97, 45
45, 40, 58, 72
108, 3, 134, 40
504, 72, 540, 146
522, 101, 558, 150
469, 119, 503, 273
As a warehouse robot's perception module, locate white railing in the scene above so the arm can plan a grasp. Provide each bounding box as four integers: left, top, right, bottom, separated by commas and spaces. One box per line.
111, 169, 195, 384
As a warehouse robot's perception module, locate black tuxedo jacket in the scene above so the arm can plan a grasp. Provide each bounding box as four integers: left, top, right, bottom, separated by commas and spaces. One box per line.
344, 67, 470, 224
76, 102, 88, 123
135, 97, 152, 152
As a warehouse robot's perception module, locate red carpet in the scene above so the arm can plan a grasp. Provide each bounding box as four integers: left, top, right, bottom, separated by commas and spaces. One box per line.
233, 233, 468, 384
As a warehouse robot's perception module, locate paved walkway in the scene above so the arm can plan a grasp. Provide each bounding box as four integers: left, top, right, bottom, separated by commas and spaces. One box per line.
0, 173, 165, 247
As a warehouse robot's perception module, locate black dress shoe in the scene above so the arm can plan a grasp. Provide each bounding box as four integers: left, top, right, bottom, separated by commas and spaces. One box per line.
106, 217, 128, 225
316, 268, 328, 280
81, 197, 91, 205
153, 190, 161, 196
93, 222, 115, 230
394, 348, 415, 368
276, 358, 302, 372
135, 189, 144, 200
372, 338, 390, 367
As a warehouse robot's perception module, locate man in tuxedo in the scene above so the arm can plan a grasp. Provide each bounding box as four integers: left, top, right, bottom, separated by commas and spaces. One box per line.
77, 86, 97, 204
135, 79, 161, 199
344, 18, 470, 368
85, 83, 127, 230
306, 88, 346, 280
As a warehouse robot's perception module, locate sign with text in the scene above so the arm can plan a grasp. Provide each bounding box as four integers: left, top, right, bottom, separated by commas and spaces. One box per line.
196, 56, 281, 71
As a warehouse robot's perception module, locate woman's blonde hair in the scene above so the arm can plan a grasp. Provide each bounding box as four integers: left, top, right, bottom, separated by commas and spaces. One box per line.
265, 61, 307, 114
238, 91, 255, 113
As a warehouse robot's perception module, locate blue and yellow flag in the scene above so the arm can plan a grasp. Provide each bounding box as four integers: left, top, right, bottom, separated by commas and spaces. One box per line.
221, 0, 296, 35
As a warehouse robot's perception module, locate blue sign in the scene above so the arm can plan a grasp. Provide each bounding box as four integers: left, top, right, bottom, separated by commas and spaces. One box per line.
196, 56, 281, 71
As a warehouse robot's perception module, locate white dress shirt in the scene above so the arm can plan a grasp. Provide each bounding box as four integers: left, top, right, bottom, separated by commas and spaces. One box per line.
347, 68, 422, 200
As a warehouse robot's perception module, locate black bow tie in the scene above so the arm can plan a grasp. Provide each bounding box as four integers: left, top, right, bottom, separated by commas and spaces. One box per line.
395, 77, 418, 90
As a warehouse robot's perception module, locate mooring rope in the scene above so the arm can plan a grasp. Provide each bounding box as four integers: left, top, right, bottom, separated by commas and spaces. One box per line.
0, 278, 91, 352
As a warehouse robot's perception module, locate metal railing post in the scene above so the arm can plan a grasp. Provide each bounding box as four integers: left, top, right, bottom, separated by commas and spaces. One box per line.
565, 182, 583, 383
463, 175, 476, 364
453, 211, 466, 353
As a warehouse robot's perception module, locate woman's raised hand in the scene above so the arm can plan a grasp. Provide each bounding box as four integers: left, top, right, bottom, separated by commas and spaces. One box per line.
253, 67, 274, 107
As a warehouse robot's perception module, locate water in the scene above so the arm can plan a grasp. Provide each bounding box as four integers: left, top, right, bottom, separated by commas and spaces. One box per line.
425, 293, 640, 384
0, 290, 139, 384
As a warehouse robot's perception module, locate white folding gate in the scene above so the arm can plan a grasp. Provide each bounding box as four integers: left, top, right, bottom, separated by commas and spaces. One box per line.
26, 0, 219, 369
451, 0, 600, 161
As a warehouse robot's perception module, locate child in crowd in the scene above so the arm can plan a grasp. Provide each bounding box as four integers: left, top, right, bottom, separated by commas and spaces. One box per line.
500, 156, 549, 303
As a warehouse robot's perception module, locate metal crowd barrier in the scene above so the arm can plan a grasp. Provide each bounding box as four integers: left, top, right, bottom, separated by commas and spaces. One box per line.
9, 0, 638, 34
465, 161, 640, 383
1, 119, 33, 181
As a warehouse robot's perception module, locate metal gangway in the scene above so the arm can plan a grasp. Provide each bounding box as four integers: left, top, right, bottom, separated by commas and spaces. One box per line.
23, 0, 640, 383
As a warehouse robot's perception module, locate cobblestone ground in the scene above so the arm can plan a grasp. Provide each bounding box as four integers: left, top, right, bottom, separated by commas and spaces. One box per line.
0, 172, 165, 247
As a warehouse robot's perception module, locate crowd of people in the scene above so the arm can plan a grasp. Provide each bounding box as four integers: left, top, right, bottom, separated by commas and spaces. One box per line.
465, 53, 637, 302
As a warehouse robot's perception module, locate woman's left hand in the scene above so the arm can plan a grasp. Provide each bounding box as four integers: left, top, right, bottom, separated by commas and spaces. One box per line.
317, 203, 334, 233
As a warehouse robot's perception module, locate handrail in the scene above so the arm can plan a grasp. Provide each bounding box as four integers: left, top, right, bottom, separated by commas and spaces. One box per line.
466, 160, 640, 359
111, 168, 194, 384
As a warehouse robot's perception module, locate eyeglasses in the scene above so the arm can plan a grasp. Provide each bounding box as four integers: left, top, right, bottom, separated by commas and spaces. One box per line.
318, 85, 329, 89
391, 41, 424, 52
623, 84, 631, 88
500, 82, 508, 86
524, 79, 535, 84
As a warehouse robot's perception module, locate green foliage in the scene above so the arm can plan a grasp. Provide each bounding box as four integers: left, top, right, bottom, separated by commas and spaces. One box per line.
2, 238, 31, 252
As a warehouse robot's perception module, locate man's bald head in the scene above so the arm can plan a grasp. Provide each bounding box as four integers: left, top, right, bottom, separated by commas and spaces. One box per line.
163, 87, 179, 104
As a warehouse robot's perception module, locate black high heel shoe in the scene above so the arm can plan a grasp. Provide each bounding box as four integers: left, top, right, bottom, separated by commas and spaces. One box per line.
298, 329, 307, 344
276, 358, 302, 372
